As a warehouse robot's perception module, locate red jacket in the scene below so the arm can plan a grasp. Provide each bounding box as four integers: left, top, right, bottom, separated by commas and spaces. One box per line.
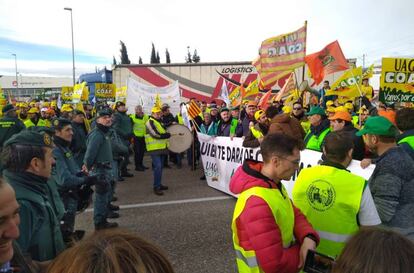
230, 160, 319, 273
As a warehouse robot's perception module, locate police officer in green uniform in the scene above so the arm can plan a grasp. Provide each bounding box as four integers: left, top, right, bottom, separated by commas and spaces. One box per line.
130, 105, 149, 171
0, 104, 25, 147
304, 106, 331, 151
70, 110, 88, 168
50, 118, 101, 242
113, 101, 134, 177
83, 108, 118, 230
1, 131, 65, 261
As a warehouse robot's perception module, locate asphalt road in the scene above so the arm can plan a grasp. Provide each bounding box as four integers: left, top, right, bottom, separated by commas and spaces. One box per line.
76, 157, 237, 273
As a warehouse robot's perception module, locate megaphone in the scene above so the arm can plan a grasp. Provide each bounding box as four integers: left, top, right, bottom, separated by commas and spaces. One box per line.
299, 80, 319, 96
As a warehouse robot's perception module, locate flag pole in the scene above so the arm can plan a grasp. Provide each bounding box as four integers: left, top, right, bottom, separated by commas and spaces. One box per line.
302, 20, 308, 83
350, 69, 364, 128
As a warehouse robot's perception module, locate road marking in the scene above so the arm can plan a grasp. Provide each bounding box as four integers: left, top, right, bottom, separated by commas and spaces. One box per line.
84, 196, 233, 212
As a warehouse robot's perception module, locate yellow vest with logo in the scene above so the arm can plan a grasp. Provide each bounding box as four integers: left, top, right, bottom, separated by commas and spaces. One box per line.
130, 114, 149, 137
292, 165, 365, 258
232, 186, 294, 273
250, 127, 263, 139
144, 117, 169, 151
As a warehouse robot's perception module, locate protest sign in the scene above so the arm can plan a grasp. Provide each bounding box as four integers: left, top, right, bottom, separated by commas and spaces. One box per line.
126, 78, 181, 114
72, 82, 87, 103
380, 57, 414, 103
61, 86, 73, 103
95, 83, 116, 103
197, 133, 375, 198
116, 86, 127, 103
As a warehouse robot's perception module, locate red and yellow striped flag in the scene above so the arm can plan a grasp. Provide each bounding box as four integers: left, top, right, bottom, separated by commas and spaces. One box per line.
273, 72, 296, 102
254, 23, 307, 88
187, 100, 201, 120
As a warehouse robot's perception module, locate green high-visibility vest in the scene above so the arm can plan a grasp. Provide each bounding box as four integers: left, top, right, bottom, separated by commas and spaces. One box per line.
305, 127, 331, 151
144, 117, 168, 152
130, 114, 148, 137
292, 165, 365, 258
398, 135, 414, 150
250, 127, 263, 139
232, 186, 294, 272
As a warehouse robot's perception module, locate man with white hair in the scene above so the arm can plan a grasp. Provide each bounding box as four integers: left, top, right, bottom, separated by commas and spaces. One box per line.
130, 105, 149, 171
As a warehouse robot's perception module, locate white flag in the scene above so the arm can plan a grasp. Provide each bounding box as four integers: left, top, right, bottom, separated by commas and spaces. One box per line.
219, 81, 230, 106
181, 104, 192, 131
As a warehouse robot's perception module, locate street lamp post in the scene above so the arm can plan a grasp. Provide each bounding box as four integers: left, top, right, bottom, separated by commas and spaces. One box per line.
64, 7, 76, 85
11, 54, 19, 98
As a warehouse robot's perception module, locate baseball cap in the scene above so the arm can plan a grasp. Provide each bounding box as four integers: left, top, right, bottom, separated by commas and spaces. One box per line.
254, 110, 265, 120
328, 111, 352, 122
306, 106, 326, 116
356, 116, 398, 137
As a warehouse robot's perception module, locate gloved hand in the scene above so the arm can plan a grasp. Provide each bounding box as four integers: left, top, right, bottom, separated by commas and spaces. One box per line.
94, 174, 110, 194
76, 171, 86, 177
359, 96, 372, 109
160, 133, 171, 139
84, 175, 98, 186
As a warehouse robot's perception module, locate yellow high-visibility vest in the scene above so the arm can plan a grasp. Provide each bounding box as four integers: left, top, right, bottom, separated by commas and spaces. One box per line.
130, 114, 149, 137
292, 165, 365, 258
232, 186, 294, 272
250, 127, 263, 139
24, 119, 47, 128
144, 117, 168, 151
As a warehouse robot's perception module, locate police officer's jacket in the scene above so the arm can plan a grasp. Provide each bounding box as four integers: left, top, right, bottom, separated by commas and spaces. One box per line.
84, 123, 113, 171
0, 116, 25, 147
3, 170, 65, 261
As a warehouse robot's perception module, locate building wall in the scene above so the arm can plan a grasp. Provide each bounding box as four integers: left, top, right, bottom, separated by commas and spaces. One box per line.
0, 75, 72, 99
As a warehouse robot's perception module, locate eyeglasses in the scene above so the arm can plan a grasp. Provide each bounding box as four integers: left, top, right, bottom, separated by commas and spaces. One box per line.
293, 107, 302, 110
278, 156, 300, 166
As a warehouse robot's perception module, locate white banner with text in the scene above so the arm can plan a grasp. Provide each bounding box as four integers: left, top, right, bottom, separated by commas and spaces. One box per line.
197, 133, 375, 198
126, 78, 181, 115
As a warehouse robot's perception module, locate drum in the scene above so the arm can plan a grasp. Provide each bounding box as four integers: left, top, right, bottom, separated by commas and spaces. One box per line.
167, 124, 193, 153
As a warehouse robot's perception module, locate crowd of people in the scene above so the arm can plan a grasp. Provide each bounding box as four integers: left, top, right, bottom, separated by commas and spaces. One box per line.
0, 79, 413, 273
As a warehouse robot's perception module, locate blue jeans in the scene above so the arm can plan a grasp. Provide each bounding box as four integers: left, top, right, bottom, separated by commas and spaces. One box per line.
151, 154, 164, 189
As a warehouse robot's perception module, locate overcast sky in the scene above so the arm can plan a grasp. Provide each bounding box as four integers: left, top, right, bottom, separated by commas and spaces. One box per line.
0, 0, 413, 78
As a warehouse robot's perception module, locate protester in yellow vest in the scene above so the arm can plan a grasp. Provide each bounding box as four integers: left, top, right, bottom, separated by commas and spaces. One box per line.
24, 108, 47, 128
304, 106, 331, 151
60, 104, 74, 120
242, 110, 269, 148
291, 101, 310, 133
293, 131, 381, 258
230, 133, 319, 273
145, 106, 171, 196
18, 102, 28, 122
130, 105, 149, 172
361, 78, 375, 100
